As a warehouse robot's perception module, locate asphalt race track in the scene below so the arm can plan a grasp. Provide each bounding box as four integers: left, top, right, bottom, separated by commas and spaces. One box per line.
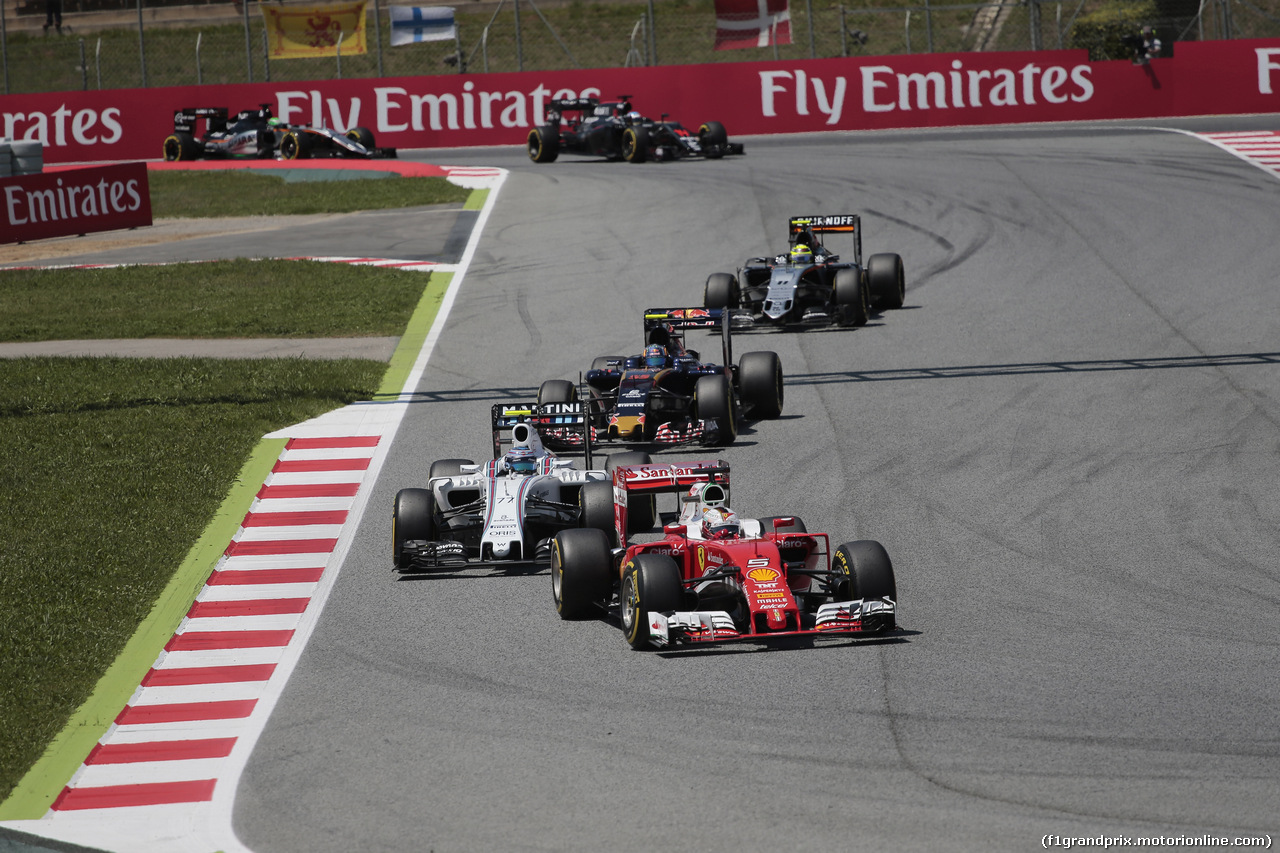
233, 123, 1280, 851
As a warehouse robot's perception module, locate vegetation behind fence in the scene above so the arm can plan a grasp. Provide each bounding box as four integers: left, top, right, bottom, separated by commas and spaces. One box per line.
2, 0, 1277, 96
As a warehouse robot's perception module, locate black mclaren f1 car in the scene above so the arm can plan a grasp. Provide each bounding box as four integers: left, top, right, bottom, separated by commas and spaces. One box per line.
704, 214, 906, 329
527, 96, 743, 164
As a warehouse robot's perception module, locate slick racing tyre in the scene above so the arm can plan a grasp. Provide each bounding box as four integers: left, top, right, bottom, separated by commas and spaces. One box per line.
622, 126, 650, 163
694, 373, 737, 445
578, 480, 617, 542
832, 540, 897, 612
528, 125, 560, 163
737, 351, 783, 420
428, 458, 474, 480
393, 488, 435, 569
279, 129, 313, 160
605, 451, 654, 534
538, 379, 578, 406
698, 120, 728, 158
551, 528, 613, 619
834, 268, 869, 327
703, 273, 739, 310
162, 131, 200, 161
867, 253, 906, 310
345, 126, 376, 149
621, 553, 684, 649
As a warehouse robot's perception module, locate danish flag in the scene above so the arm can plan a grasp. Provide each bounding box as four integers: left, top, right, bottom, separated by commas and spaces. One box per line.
714, 0, 792, 50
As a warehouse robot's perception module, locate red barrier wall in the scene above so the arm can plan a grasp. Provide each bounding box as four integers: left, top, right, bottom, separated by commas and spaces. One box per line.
3, 39, 1278, 164
1, 161, 152, 243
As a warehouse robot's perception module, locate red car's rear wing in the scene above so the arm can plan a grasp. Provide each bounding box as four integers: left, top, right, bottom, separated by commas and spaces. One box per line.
611, 460, 729, 547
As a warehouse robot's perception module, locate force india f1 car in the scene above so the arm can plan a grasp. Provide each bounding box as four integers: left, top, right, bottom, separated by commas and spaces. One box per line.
536, 307, 783, 448
527, 96, 744, 164
162, 104, 396, 161
549, 461, 898, 649
392, 403, 656, 572
704, 214, 906, 329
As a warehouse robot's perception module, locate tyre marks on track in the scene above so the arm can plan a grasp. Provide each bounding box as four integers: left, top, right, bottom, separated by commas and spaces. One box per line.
1197, 130, 1280, 179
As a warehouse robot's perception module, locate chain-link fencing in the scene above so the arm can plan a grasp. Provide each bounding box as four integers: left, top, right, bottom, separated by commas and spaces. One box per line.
2, 0, 1277, 95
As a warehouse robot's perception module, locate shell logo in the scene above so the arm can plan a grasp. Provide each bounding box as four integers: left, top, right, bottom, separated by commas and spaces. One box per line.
747, 567, 780, 582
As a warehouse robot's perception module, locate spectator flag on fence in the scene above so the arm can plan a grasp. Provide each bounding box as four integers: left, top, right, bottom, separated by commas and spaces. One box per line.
713, 0, 791, 50
389, 6, 458, 45
262, 2, 368, 58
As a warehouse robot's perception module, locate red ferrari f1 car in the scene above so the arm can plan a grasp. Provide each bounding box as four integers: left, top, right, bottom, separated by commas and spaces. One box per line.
549, 461, 898, 649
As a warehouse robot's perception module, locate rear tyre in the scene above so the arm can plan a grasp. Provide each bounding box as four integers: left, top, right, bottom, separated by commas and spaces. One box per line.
528, 125, 560, 163
737, 351, 783, 419
345, 126, 376, 149
162, 132, 199, 161
622, 126, 649, 163
579, 480, 616, 540
703, 272, 739, 310
280, 130, 312, 160
393, 488, 435, 569
538, 379, 577, 406
605, 451, 654, 533
832, 540, 897, 605
694, 373, 737, 445
621, 553, 685, 649
867, 253, 906, 310
429, 458, 474, 480
551, 528, 613, 619
834, 268, 869, 327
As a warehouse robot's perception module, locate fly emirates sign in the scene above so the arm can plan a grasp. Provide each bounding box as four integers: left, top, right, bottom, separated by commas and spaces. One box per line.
6, 39, 1279, 162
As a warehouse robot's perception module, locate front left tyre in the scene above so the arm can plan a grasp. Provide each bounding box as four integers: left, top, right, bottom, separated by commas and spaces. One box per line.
620, 553, 685, 649
622, 126, 650, 163
393, 488, 435, 569
279, 130, 313, 160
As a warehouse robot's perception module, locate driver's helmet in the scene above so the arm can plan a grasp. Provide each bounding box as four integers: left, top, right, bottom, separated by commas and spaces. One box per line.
790, 244, 814, 265
505, 446, 538, 475
267, 117, 282, 127
627, 111, 642, 122
644, 344, 667, 368
701, 507, 741, 540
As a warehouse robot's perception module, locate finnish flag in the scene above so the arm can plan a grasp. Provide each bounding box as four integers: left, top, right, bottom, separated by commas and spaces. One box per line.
390, 6, 457, 45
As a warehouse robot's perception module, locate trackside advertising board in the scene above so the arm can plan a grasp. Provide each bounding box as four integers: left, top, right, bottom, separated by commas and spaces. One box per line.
3, 39, 1279, 164
1, 162, 152, 243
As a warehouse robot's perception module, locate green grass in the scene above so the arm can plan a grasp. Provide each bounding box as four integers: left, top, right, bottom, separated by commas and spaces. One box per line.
0, 356, 385, 806
0, 260, 432, 341
147, 170, 470, 219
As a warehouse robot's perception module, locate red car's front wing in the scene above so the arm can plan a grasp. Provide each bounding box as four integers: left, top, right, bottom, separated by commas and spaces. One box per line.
645, 598, 896, 648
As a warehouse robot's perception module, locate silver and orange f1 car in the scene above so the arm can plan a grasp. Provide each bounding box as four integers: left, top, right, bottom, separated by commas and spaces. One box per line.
549, 461, 898, 649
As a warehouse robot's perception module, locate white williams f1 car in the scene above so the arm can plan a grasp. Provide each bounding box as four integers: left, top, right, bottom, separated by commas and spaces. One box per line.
392, 403, 651, 572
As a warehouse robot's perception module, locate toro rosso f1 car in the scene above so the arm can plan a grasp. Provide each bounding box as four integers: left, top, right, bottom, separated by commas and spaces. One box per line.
527, 96, 744, 164
162, 104, 396, 161
536, 307, 783, 448
549, 461, 898, 649
704, 214, 906, 328
392, 403, 652, 571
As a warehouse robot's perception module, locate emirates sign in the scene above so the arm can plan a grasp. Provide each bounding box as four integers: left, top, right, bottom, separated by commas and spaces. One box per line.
1, 162, 152, 245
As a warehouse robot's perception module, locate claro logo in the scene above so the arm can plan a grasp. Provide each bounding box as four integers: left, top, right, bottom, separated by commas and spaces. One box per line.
5, 175, 143, 227
761, 59, 1095, 124
2, 106, 123, 146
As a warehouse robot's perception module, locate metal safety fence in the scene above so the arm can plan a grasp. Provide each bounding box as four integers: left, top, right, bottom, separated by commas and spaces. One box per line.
1, 0, 1277, 95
